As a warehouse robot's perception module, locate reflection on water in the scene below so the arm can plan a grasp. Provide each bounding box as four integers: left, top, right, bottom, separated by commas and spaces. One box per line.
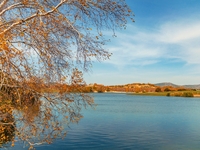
0, 101, 15, 148
2, 93, 200, 149
0, 92, 91, 149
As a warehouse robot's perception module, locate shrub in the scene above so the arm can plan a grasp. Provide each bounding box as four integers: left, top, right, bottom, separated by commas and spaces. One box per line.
166, 93, 170, 96
164, 88, 171, 92
155, 87, 161, 92
182, 92, 194, 97
177, 88, 186, 91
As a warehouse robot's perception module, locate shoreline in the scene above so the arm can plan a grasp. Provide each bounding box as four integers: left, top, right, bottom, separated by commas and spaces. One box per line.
194, 94, 200, 97
107, 91, 133, 94
96, 91, 200, 98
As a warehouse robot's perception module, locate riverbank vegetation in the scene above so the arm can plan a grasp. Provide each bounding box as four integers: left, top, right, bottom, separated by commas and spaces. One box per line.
78, 83, 200, 98
131, 91, 199, 97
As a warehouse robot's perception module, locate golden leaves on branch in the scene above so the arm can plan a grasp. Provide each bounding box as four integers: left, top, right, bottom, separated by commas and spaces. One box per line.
0, 33, 10, 52
21, 0, 29, 5
78, 0, 88, 7
0, 0, 134, 148
0, 41, 9, 51
0, 100, 15, 146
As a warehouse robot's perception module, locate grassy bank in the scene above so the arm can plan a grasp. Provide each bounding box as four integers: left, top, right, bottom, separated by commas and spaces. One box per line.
129, 91, 200, 97
129, 92, 169, 96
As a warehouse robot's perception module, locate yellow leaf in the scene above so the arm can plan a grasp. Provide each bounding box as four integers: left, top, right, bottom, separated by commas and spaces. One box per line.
20, 32, 24, 37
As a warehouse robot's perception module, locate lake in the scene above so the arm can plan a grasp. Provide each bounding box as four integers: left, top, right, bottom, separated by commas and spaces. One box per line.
5, 93, 200, 149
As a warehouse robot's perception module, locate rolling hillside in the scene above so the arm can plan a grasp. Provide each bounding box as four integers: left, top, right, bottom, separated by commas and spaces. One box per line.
155, 82, 200, 89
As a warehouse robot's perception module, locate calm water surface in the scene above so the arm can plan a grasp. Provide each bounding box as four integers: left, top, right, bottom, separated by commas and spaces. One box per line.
7, 93, 200, 149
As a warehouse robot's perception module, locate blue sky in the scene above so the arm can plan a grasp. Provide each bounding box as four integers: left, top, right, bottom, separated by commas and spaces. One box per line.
84, 0, 200, 85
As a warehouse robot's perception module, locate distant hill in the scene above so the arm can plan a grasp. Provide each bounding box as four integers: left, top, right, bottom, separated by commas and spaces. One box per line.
155, 82, 200, 89
155, 82, 179, 87
183, 84, 200, 89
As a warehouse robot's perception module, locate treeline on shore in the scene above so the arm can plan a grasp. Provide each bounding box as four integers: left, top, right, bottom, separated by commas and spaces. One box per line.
81, 83, 196, 92
38, 82, 200, 97
81, 83, 199, 97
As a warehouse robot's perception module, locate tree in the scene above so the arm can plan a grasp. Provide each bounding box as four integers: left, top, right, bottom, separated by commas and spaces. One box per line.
155, 87, 161, 92
0, 0, 134, 148
164, 87, 171, 92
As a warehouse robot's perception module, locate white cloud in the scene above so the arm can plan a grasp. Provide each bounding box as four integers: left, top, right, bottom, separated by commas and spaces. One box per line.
104, 18, 200, 67
158, 21, 200, 43
85, 16, 200, 85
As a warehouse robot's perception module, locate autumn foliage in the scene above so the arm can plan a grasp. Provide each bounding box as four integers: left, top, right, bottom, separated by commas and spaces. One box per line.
0, 0, 133, 148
